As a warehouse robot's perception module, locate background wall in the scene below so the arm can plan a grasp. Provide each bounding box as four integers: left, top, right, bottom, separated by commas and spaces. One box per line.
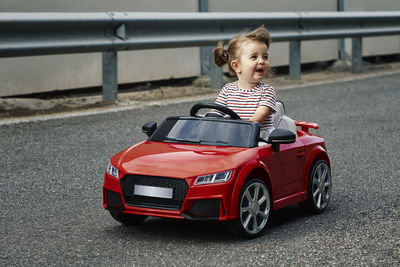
0, 0, 200, 97
344, 0, 400, 57
209, 0, 338, 67
0, 0, 197, 12
0, 0, 399, 97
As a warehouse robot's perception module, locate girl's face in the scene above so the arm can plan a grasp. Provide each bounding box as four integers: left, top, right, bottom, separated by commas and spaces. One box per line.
231, 40, 269, 88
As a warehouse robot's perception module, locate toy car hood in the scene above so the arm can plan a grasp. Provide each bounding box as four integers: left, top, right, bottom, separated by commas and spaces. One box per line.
113, 141, 259, 179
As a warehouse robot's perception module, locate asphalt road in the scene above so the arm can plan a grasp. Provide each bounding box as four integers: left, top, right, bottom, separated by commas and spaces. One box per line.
1, 73, 399, 266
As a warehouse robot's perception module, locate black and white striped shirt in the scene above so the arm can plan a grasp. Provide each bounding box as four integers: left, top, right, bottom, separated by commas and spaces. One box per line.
215, 81, 276, 131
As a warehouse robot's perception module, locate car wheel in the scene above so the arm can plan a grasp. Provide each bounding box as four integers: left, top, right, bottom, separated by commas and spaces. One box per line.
230, 179, 271, 238
109, 210, 147, 226
301, 160, 332, 213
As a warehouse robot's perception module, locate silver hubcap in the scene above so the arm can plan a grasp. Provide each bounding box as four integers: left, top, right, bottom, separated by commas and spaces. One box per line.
311, 162, 331, 209
240, 181, 270, 235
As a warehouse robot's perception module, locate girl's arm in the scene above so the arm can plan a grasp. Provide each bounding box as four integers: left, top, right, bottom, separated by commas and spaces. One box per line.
252, 85, 276, 124
250, 106, 272, 124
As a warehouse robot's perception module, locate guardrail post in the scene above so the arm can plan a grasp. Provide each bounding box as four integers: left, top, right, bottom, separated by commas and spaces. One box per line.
337, 0, 346, 60
209, 47, 224, 89
199, 0, 210, 75
201, 46, 211, 75
352, 37, 363, 74
102, 51, 118, 102
289, 40, 301, 80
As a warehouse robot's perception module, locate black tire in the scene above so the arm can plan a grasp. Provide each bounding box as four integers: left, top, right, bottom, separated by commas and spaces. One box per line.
300, 160, 332, 213
109, 210, 147, 226
230, 179, 271, 238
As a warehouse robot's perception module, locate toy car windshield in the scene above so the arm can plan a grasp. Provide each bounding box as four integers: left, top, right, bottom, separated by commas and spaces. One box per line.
148, 117, 260, 148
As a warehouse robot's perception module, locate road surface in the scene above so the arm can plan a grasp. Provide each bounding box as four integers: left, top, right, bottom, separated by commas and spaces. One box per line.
1, 73, 399, 265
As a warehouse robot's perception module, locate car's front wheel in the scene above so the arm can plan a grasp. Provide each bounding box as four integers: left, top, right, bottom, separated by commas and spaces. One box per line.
300, 160, 332, 213
109, 210, 147, 226
230, 179, 271, 238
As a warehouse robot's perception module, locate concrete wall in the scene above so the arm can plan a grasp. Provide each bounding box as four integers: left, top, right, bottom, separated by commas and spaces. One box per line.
0, 0, 399, 97
209, 0, 338, 67
344, 0, 400, 57
0, 0, 197, 12
0, 0, 200, 97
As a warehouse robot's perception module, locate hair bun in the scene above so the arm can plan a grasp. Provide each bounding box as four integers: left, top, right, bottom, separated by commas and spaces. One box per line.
213, 41, 228, 67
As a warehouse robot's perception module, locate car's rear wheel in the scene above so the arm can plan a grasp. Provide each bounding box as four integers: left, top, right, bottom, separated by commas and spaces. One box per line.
301, 160, 332, 213
230, 179, 271, 238
109, 210, 147, 226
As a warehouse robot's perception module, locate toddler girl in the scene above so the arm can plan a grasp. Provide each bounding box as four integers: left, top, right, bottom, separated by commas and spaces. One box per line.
213, 25, 276, 140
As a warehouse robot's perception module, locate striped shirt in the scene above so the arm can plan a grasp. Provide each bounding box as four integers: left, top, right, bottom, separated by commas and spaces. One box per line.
215, 81, 276, 131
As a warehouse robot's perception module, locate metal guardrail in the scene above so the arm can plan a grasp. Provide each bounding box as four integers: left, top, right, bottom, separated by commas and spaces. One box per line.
1, 12, 400, 101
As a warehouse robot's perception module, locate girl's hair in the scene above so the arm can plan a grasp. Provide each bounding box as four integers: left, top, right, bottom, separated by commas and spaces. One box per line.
213, 25, 271, 73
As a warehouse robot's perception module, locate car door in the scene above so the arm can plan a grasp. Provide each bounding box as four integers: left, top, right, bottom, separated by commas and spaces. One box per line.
262, 138, 305, 199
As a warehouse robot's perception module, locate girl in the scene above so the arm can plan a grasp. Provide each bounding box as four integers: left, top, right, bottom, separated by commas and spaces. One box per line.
213, 25, 276, 140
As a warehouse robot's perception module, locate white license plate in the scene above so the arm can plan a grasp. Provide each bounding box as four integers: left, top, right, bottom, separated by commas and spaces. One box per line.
134, 185, 173, 199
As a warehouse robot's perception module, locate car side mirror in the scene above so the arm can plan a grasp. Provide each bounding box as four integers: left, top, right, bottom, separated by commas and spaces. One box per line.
142, 121, 157, 137
267, 129, 296, 152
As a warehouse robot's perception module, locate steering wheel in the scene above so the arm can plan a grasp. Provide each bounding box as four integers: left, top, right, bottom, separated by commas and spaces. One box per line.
190, 102, 241, 120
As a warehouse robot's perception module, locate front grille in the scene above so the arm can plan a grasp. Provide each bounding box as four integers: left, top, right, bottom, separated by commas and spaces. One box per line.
120, 174, 189, 210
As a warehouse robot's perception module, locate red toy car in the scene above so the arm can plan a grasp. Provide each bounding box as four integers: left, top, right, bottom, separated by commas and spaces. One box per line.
103, 102, 332, 238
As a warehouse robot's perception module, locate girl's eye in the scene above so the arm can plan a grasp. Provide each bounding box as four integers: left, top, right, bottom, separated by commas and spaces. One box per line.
264, 55, 269, 60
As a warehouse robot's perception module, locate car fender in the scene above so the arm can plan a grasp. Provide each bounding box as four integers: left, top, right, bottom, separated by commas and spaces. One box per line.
228, 159, 272, 219
303, 145, 330, 191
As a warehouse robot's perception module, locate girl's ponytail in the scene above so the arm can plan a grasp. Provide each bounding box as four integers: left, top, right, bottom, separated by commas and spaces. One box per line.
213, 41, 229, 67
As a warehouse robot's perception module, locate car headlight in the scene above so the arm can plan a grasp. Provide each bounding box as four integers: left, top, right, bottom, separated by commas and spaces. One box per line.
194, 170, 232, 185
107, 162, 119, 179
